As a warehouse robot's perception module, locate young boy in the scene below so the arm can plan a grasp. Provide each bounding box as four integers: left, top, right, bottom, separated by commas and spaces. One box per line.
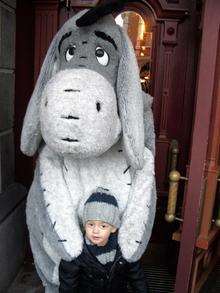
59, 188, 149, 293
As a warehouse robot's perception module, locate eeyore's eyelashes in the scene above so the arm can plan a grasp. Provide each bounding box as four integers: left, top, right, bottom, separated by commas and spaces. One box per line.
61, 115, 80, 120
95, 31, 117, 51
58, 31, 72, 52
62, 138, 79, 142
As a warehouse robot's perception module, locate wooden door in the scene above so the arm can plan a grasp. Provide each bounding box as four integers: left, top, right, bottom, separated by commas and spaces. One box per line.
174, 0, 220, 291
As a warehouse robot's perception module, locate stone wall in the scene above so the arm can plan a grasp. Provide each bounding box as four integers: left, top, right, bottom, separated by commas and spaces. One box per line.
0, 0, 27, 290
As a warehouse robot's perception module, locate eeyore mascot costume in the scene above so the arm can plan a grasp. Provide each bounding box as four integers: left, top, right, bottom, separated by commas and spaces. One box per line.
20, 1, 156, 292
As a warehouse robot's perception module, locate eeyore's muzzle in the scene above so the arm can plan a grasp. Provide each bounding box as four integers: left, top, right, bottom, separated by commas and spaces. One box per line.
40, 69, 121, 158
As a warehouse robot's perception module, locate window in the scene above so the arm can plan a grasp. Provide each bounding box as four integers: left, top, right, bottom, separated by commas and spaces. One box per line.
115, 11, 153, 93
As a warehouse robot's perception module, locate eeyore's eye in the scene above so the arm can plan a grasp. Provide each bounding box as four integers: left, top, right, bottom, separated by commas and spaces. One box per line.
95, 47, 109, 66
65, 45, 76, 62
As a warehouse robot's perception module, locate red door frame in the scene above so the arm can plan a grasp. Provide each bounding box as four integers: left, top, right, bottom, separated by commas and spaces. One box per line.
174, 0, 220, 292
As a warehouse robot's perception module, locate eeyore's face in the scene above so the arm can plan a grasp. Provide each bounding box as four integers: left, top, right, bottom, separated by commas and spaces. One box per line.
40, 69, 121, 157
40, 23, 122, 157
21, 11, 144, 169
58, 24, 122, 87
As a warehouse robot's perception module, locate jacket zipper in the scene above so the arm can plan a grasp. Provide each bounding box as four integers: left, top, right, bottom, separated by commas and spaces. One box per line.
84, 241, 107, 273
108, 255, 122, 282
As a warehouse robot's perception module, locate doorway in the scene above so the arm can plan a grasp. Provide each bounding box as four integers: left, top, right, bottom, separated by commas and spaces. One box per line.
113, 5, 192, 292
12, 0, 220, 292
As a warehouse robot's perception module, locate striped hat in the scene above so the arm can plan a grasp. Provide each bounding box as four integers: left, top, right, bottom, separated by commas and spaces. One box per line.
82, 187, 120, 228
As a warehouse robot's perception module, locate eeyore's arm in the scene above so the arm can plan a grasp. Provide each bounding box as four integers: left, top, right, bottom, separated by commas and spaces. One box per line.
118, 147, 156, 262
143, 92, 155, 156
39, 146, 83, 261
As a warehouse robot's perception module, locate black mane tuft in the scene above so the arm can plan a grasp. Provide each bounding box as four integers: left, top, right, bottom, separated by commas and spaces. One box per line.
76, 0, 145, 27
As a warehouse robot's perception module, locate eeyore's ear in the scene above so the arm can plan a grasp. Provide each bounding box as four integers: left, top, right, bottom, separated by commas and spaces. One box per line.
20, 10, 87, 156
20, 37, 58, 156
117, 28, 145, 170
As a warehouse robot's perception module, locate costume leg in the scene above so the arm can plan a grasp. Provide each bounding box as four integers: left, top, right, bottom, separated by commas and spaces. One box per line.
30, 233, 59, 287
44, 282, 59, 293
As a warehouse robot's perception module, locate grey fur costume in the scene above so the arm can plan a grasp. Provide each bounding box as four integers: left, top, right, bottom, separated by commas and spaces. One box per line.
20, 9, 156, 293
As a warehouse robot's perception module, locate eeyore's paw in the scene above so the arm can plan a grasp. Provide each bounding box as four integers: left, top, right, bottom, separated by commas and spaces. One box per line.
56, 230, 84, 261
118, 225, 142, 261
52, 239, 72, 262
45, 233, 83, 262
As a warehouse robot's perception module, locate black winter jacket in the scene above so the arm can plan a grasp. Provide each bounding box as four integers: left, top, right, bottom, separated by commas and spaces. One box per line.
59, 241, 149, 293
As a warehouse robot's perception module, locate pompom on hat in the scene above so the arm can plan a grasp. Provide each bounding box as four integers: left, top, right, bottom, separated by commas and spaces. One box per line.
82, 187, 121, 228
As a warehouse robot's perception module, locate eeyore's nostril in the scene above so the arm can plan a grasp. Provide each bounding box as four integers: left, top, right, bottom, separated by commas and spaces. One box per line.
64, 89, 80, 92
96, 102, 101, 112
61, 115, 79, 120
80, 56, 87, 59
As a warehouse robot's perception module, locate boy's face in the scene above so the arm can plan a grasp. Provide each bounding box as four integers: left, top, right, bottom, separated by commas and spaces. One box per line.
85, 220, 117, 246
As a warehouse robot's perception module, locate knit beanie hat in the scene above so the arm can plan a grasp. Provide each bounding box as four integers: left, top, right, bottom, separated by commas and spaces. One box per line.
82, 188, 121, 228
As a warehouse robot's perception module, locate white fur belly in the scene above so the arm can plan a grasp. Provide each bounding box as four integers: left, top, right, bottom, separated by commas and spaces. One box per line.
63, 142, 131, 217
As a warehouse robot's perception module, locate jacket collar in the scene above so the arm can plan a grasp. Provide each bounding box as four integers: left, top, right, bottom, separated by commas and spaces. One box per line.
82, 237, 123, 271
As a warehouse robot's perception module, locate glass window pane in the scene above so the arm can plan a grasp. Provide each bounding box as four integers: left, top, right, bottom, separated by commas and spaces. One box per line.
115, 11, 153, 93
